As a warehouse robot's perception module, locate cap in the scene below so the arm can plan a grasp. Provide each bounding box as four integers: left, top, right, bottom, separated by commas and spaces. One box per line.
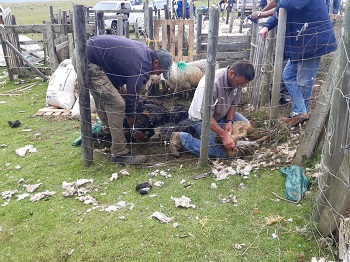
155, 49, 172, 79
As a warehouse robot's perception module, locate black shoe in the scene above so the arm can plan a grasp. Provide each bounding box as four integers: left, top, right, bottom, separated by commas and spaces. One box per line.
111, 154, 147, 165
279, 96, 291, 105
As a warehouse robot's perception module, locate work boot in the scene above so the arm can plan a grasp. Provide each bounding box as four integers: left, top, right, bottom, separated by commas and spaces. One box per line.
111, 153, 147, 165
170, 132, 182, 157
287, 114, 309, 127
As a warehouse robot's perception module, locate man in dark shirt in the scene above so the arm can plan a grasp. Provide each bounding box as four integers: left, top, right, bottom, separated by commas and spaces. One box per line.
86, 35, 172, 164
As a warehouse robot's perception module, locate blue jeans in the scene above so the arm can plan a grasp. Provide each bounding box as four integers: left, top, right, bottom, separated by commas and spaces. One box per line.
282, 57, 321, 117
180, 112, 248, 159
326, 0, 340, 14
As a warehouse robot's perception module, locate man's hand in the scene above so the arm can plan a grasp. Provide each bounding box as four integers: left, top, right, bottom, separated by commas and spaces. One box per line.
221, 133, 235, 150
259, 27, 269, 40
119, 85, 127, 98
224, 121, 233, 135
251, 11, 260, 20
127, 117, 135, 129
132, 131, 148, 142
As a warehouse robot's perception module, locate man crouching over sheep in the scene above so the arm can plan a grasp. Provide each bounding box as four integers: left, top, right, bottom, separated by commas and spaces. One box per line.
85, 35, 172, 165
170, 60, 255, 158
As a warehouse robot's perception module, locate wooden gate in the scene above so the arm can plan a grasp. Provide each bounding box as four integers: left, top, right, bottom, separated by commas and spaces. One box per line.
153, 19, 195, 62
0, 7, 23, 81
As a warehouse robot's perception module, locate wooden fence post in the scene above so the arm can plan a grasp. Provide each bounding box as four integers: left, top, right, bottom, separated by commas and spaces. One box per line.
164, 5, 171, 48
148, 7, 154, 49
0, 34, 14, 81
144, 1, 149, 37
50, 6, 55, 23
199, 6, 220, 167
229, 3, 236, 33
196, 14, 203, 60
294, 57, 337, 164
260, 29, 275, 105
269, 8, 286, 125
117, 15, 123, 36
125, 21, 130, 38
45, 21, 60, 73
96, 11, 105, 35
239, 0, 246, 34
73, 4, 93, 167
314, 1, 350, 235
182, 0, 187, 19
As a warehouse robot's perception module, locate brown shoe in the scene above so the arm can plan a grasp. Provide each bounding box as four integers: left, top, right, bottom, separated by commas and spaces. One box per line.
170, 132, 182, 157
288, 114, 309, 127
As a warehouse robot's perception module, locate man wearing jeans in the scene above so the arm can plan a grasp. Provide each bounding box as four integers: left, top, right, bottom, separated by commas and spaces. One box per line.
170, 60, 255, 159
259, 0, 337, 126
326, 0, 340, 15
85, 35, 172, 164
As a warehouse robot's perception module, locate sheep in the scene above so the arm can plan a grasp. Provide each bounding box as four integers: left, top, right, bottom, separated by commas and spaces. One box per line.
143, 74, 162, 97
165, 59, 207, 97
142, 59, 218, 98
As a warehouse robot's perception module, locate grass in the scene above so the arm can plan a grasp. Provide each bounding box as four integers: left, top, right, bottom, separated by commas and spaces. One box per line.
0, 76, 335, 261
0, 1, 337, 261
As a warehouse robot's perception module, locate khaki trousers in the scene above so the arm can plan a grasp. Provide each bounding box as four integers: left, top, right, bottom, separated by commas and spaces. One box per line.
88, 63, 129, 156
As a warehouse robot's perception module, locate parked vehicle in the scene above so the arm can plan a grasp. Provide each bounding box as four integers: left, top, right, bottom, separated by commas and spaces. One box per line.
150, 0, 176, 18
92, 0, 144, 34
236, 0, 260, 15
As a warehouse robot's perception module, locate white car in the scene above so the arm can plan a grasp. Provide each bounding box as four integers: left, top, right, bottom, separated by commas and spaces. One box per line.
236, 0, 260, 15
92, 0, 144, 34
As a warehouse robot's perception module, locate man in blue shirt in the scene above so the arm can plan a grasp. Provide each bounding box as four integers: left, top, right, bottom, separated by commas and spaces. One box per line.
259, 0, 337, 126
86, 35, 172, 164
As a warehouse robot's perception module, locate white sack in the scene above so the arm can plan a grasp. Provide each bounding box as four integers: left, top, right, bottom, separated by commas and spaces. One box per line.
46, 59, 77, 110
71, 94, 97, 119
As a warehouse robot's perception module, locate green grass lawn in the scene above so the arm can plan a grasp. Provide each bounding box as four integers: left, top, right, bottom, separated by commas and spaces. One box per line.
0, 78, 335, 261
0, 1, 337, 261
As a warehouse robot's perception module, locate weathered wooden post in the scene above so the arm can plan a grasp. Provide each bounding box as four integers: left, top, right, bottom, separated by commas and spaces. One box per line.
96, 11, 105, 35
260, 29, 275, 105
148, 7, 154, 49
269, 8, 286, 125
117, 15, 124, 36
189, 2, 194, 19
294, 56, 336, 164
49, 6, 55, 23
182, 0, 187, 19
314, 0, 350, 236
249, 20, 258, 62
196, 13, 203, 60
45, 21, 60, 73
0, 34, 13, 81
73, 4, 93, 167
229, 3, 236, 33
135, 22, 139, 38
199, 6, 219, 167
226, 5, 231, 24
144, 1, 149, 37
239, 0, 246, 33
164, 5, 171, 48
125, 21, 130, 38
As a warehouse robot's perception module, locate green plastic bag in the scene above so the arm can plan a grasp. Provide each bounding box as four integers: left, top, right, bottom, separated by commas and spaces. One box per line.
72, 118, 102, 146
280, 165, 310, 202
